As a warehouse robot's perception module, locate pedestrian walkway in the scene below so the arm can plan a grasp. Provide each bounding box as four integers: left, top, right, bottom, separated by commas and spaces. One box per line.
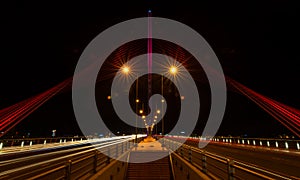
126, 136, 173, 180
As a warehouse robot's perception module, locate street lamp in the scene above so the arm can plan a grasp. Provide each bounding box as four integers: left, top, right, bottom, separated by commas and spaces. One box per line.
121, 66, 130, 74
52, 130, 56, 138
169, 66, 178, 75
161, 65, 178, 136
121, 65, 138, 143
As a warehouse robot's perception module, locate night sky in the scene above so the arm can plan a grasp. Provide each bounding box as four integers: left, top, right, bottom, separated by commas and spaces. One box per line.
1, 1, 299, 138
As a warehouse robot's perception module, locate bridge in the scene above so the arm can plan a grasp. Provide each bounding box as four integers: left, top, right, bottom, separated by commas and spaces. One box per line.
0, 135, 299, 179
1, 7, 300, 180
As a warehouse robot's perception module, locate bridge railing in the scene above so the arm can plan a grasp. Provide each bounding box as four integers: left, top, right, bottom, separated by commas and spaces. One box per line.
163, 138, 296, 180
0, 137, 145, 180
212, 137, 300, 150
0, 136, 87, 149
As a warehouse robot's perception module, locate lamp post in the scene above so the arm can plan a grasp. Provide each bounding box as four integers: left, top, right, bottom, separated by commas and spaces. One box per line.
161, 65, 178, 136
135, 75, 139, 144
121, 65, 138, 143
156, 109, 160, 135
161, 75, 164, 136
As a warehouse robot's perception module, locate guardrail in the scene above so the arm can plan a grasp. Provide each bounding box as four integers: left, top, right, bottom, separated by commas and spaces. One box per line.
212, 137, 300, 150
0, 136, 86, 149
163, 138, 296, 180
0, 137, 144, 180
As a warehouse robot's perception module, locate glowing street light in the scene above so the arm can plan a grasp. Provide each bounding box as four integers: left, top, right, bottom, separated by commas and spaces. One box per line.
139, 110, 143, 114
156, 110, 160, 114
121, 65, 130, 74
120, 64, 140, 143
160, 65, 179, 136
169, 66, 178, 75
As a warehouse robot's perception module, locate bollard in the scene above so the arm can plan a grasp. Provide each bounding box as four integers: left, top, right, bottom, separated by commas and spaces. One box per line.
297, 143, 300, 150
0, 142, 3, 149
65, 160, 72, 180
237, 140, 240, 144
21, 141, 24, 147
260, 141, 262, 146
285, 142, 289, 149
227, 159, 235, 180
267, 141, 270, 147
242, 140, 244, 144
60, 139, 62, 143
64, 139, 66, 143
71, 139, 73, 142
253, 140, 256, 146
29, 141, 32, 146
247, 140, 250, 145
275, 141, 278, 148
44, 140, 47, 145
80, 138, 82, 141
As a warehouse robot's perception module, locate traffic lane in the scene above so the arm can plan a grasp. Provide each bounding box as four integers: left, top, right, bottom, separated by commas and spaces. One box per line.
0, 145, 94, 172
0, 138, 130, 173
202, 143, 300, 178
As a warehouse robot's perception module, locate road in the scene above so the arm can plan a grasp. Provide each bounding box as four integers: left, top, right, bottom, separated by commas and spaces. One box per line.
186, 139, 300, 178
0, 136, 137, 179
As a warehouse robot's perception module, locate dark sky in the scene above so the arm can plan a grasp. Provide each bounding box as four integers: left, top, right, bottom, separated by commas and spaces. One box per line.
1, 1, 299, 138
